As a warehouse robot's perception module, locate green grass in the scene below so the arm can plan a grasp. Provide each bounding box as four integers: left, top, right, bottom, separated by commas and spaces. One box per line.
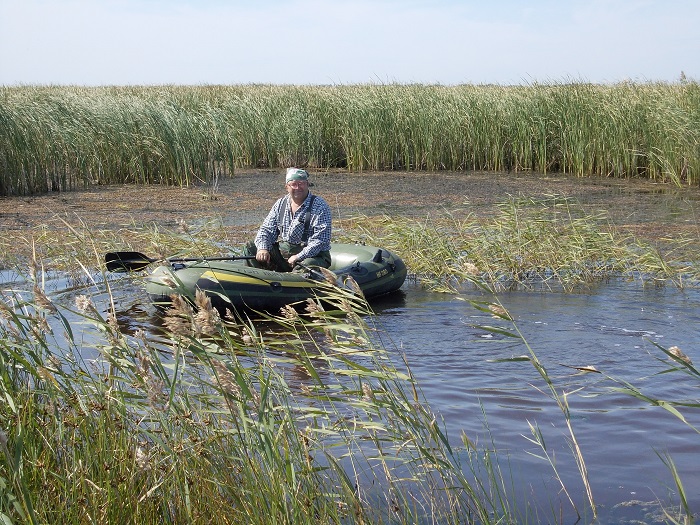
339, 195, 700, 292
1, 81, 699, 195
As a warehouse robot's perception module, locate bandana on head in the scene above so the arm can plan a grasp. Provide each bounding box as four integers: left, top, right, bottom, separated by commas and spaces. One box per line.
285, 168, 309, 183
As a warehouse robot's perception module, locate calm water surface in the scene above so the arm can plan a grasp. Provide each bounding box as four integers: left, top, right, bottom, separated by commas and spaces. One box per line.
372, 281, 700, 523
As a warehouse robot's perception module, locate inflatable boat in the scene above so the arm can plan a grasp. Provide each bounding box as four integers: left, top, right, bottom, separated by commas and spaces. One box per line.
108, 243, 407, 314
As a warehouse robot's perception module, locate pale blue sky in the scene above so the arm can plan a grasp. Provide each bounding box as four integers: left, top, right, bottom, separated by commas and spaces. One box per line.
1, 0, 698, 86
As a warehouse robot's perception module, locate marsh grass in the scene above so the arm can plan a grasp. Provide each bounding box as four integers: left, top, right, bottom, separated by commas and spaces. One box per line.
0, 212, 232, 283
2, 256, 695, 524
341, 195, 700, 292
1, 81, 698, 196
464, 300, 590, 520
466, 291, 699, 524
0, 257, 531, 524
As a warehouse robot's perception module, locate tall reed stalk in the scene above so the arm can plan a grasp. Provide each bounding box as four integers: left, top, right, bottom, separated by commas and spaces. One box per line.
1, 81, 698, 196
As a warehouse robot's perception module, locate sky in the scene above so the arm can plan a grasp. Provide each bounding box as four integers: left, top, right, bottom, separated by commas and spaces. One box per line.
1, 0, 698, 86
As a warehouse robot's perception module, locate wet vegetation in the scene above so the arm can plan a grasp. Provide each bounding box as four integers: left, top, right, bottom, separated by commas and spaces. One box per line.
1, 195, 699, 523
340, 195, 700, 292
3, 276, 490, 524
1, 81, 699, 195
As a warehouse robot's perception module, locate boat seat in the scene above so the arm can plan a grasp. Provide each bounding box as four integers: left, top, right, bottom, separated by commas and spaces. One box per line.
329, 252, 359, 271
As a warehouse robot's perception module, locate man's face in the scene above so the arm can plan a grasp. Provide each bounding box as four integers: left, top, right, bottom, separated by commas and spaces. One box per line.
286, 180, 309, 199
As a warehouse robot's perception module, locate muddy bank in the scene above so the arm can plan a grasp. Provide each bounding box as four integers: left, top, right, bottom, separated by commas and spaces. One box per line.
1, 169, 699, 244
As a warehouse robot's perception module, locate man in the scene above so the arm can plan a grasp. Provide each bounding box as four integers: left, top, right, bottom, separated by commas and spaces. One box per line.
245, 168, 332, 272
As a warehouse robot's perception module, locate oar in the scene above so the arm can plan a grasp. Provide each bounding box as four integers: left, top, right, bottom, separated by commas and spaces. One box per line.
104, 251, 256, 272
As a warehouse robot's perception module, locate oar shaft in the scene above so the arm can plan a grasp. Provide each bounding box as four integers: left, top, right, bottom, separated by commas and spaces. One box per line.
104, 251, 256, 272
168, 256, 256, 263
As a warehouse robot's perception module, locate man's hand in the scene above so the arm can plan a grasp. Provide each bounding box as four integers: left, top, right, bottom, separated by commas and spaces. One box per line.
256, 249, 270, 263
288, 254, 300, 267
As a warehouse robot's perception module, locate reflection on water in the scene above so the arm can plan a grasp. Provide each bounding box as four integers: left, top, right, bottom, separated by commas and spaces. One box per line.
3, 266, 699, 524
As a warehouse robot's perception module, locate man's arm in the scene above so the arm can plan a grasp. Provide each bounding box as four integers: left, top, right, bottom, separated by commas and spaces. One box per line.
255, 198, 284, 251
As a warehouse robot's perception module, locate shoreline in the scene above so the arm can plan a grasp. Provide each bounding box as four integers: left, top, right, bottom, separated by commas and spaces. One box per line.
1, 169, 699, 244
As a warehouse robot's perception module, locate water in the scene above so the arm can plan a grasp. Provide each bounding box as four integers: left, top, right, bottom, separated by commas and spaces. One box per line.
3, 267, 699, 523
372, 281, 700, 522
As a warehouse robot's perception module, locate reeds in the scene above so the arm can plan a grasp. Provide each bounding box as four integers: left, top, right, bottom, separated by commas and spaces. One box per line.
342, 195, 700, 292
466, 295, 700, 524
0, 258, 526, 523
1, 81, 698, 195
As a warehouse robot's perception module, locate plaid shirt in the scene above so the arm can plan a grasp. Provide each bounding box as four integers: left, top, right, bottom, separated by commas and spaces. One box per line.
254, 192, 332, 261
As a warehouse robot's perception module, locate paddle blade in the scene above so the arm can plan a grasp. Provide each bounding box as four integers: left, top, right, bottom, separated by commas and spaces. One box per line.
105, 252, 154, 272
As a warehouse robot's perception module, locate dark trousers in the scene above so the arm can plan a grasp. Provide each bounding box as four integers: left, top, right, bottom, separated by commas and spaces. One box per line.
244, 241, 331, 272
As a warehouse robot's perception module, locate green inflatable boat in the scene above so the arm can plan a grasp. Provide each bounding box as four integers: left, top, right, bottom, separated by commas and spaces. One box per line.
108, 243, 407, 314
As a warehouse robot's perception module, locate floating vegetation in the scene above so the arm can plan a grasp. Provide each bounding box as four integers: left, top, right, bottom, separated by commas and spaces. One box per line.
341, 195, 700, 292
